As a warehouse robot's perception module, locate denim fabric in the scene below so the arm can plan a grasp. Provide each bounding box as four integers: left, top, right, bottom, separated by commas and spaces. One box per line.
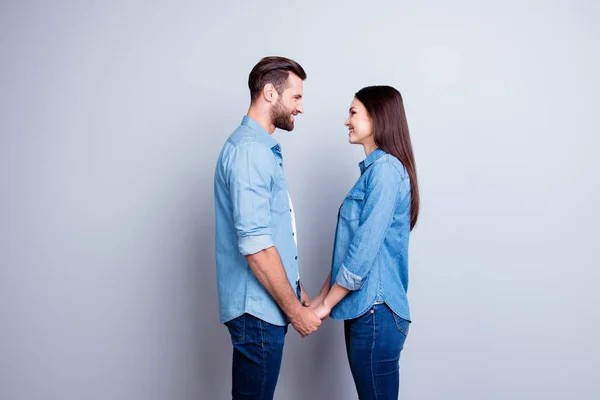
225, 314, 288, 400
344, 303, 410, 399
214, 116, 299, 326
330, 148, 412, 322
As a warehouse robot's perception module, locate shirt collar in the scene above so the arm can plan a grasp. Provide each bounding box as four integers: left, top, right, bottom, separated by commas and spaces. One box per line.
359, 148, 386, 174
241, 115, 280, 151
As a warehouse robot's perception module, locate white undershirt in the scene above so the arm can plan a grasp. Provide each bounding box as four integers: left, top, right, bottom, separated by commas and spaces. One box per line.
288, 192, 299, 284
288, 192, 297, 246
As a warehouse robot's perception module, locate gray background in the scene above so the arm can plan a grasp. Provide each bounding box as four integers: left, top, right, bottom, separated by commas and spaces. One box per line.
1, 1, 599, 399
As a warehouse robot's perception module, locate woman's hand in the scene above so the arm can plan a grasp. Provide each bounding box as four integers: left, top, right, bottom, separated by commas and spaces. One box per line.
309, 292, 326, 310
309, 272, 333, 317
313, 283, 350, 321
313, 303, 331, 320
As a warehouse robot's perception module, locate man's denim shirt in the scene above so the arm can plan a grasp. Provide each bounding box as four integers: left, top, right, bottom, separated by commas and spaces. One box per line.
330, 148, 412, 322
214, 116, 298, 326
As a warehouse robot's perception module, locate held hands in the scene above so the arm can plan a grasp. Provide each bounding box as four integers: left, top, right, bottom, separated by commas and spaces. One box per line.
313, 303, 331, 320
291, 278, 334, 337
310, 281, 348, 323
290, 303, 330, 338
309, 290, 331, 320
301, 288, 313, 307
289, 304, 321, 338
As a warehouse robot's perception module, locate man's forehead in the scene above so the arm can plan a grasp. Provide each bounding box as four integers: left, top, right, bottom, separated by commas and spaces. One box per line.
283, 76, 303, 95
287, 73, 303, 87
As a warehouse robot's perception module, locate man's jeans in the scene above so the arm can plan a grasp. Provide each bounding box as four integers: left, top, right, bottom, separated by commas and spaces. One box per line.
344, 303, 410, 399
225, 313, 288, 400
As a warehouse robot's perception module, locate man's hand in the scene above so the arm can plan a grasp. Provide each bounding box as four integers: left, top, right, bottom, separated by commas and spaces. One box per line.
301, 285, 313, 307
289, 305, 321, 337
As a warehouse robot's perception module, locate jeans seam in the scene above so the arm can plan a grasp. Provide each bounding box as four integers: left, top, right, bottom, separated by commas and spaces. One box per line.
259, 319, 266, 399
393, 312, 409, 337
241, 314, 246, 342
228, 315, 245, 344
371, 307, 378, 400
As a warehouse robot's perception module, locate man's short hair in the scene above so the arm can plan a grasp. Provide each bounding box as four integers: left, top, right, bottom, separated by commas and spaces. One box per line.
248, 56, 307, 102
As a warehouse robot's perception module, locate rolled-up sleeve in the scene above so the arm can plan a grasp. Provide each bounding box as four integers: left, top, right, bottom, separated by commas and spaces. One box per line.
335, 162, 406, 290
335, 264, 363, 290
225, 142, 275, 256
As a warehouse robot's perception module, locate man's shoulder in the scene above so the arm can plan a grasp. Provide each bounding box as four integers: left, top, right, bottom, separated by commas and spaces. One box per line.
218, 126, 274, 169
227, 124, 261, 147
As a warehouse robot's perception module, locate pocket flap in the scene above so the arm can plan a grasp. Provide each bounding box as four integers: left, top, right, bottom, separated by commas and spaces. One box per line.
346, 190, 365, 201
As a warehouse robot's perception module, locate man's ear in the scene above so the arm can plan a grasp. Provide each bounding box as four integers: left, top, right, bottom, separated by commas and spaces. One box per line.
263, 83, 277, 103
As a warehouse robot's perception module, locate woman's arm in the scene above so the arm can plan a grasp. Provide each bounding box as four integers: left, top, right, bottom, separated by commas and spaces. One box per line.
313, 283, 349, 320
310, 272, 332, 310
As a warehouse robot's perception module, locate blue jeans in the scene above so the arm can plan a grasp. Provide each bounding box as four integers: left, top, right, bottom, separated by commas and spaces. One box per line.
344, 303, 410, 399
225, 313, 288, 400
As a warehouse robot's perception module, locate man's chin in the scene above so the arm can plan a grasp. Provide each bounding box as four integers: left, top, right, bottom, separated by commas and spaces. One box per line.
275, 123, 294, 132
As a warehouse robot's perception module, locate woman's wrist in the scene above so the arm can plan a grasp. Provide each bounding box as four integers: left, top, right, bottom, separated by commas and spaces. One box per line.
322, 297, 334, 311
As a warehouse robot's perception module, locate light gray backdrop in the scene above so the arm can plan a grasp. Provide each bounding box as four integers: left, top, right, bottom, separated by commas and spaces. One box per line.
1, 1, 599, 399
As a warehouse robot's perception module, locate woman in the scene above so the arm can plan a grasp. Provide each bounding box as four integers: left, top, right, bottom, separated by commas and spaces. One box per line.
311, 85, 419, 399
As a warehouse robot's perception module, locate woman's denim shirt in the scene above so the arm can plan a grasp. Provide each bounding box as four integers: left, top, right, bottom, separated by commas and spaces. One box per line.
330, 149, 412, 321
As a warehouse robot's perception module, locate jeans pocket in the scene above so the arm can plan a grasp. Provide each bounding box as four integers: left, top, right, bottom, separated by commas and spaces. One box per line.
225, 314, 245, 344
392, 312, 410, 337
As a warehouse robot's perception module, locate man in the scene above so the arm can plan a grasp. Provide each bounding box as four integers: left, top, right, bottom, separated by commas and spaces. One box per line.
214, 56, 321, 399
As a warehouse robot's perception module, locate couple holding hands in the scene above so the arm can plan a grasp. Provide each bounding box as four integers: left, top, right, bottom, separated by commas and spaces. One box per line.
214, 56, 419, 400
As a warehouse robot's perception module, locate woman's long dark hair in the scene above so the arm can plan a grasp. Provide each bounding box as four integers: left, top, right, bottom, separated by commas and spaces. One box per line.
355, 86, 420, 230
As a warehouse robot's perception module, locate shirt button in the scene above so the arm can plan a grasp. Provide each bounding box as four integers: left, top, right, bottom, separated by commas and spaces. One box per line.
279, 163, 282, 167
295, 256, 298, 260
292, 233, 295, 236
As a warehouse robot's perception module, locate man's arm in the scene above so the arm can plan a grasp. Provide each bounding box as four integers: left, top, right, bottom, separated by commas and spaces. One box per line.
226, 142, 320, 336
246, 247, 320, 336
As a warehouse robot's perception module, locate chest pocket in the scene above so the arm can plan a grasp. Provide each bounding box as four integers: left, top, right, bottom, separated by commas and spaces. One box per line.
270, 180, 290, 215
339, 190, 365, 222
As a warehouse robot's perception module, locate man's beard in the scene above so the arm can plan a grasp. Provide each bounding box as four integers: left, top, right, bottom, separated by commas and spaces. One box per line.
270, 98, 295, 132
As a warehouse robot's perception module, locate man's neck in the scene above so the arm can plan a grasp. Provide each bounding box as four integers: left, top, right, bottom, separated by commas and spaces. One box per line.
247, 106, 275, 134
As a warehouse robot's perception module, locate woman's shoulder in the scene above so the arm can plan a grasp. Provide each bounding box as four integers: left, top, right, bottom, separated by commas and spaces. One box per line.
372, 152, 409, 180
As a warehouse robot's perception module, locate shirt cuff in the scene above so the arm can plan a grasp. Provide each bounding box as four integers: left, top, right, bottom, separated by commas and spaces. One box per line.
335, 264, 363, 291
238, 234, 274, 256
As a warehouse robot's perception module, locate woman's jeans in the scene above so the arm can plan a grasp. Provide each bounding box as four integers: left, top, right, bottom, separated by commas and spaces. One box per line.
344, 303, 410, 399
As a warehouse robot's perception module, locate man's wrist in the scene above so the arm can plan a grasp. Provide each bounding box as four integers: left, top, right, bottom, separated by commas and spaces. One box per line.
285, 300, 303, 320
